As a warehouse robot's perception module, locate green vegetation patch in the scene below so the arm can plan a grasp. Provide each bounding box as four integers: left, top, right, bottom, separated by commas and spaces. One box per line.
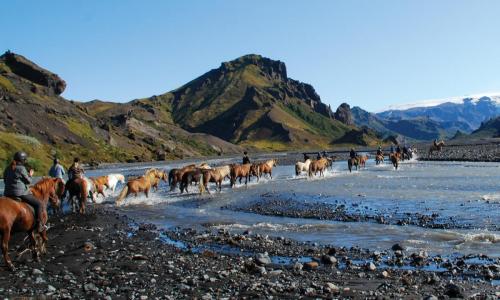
0, 75, 15, 92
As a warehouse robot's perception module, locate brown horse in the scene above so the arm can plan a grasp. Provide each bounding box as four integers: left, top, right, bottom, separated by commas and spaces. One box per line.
169, 164, 196, 191
375, 153, 384, 165
258, 159, 277, 180
201, 169, 225, 194
65, 177, 89, 214
390, 153, 400, 170
309, 158, 330, 177
230, 164, 252, 187
180, 169, 204, 194
428, 140, 445, 155
347, 157, 359, 173
0, 178, 64, 270
358, 155, 368, 169
115, 169, 164, 206
90, 176, 109, 196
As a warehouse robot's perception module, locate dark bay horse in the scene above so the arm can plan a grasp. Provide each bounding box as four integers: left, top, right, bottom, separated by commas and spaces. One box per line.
390, 153, 400, 170
0, 178, 64, 270
65, 178, 89, 214
348, 157, 359, 173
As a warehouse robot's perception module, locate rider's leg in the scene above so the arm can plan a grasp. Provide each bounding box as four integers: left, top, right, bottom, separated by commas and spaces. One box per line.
20, 194, 45, 232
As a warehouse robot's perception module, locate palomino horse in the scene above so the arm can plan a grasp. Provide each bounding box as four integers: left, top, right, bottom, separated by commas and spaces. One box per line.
214, 165, 231, 180
358, 155, 368, 169
428, 141, 445, 155
390, 153, 400, 170
375, 153, 384, 165
347, 157, 359, 173
201, 169, 225, 194
0, 178, 64, 270
115, 169, 166, 206
107, 174, 125, 193
308, 158, 330, 177
230, 163, 252, 187
151, 170, 168, 191
258, 159, 277, 180
295, 159, 311, 176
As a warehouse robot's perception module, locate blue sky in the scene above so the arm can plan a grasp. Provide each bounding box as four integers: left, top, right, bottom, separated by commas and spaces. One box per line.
2, 0, 500, 111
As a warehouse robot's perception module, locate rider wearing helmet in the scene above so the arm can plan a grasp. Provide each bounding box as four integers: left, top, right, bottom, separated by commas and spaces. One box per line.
376, 146, 382, 156
3, 151, 46, 233
242, 151, 251, 165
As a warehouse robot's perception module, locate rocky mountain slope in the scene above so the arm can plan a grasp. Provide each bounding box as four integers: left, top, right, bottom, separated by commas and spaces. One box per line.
0, 51, 241, 172
0, 52, 379, 173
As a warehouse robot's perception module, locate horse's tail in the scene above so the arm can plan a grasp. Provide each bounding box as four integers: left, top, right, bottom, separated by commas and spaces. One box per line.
116, 185, 129, 206
348, 159, 352, 172
295, 163, 300, 176
308, 163, 313, 177
230, 167, 236, 187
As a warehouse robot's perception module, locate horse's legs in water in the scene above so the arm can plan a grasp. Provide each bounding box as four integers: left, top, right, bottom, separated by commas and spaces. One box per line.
145, 188, 149, 198
1, 229, 14, 270
269, 171, 272, 180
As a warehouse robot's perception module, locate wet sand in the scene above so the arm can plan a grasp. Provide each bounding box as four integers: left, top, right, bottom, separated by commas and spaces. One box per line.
0, 207, 498, 299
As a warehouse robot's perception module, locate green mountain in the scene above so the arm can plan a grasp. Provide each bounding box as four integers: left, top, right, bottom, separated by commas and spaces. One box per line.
0, 51, 240, 173
467, 116, 500, 138
93, 54, 379, 151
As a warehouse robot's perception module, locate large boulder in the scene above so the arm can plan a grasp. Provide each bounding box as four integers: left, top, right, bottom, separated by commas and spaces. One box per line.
334, 103, 354, 125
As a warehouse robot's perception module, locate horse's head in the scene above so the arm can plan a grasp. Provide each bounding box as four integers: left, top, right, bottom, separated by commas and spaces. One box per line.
159, 171, 168, 182
272, 159, 278, 167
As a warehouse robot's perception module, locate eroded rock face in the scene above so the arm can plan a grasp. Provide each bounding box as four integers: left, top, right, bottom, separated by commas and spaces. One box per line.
334, 103, 354, 125
1, 51, 66, 95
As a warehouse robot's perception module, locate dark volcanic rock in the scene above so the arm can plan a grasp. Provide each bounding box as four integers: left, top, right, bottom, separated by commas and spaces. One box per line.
334, 103, 354, 125
1, 51, 66, 95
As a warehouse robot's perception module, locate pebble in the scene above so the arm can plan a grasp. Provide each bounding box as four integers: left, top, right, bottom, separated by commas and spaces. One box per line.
366, 262, 377, 271
32, 269, 43, 275
83, 242, 94, 252
325, 282, 340, 293
303, 261, 319, 270
255, 253, 271, 265
321, 255, 337, 265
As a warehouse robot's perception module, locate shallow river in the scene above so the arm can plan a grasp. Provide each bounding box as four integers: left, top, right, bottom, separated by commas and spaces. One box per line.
77, 155, 500, 258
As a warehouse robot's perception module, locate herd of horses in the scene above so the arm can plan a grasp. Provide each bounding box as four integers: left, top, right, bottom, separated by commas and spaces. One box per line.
0, 141, 444, 271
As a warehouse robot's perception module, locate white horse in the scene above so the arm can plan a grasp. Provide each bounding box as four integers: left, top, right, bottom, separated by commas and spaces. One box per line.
214, 165, 231, 180
83, 177, 98, 203
106, 173, 125, 193
295, 159, 311, 176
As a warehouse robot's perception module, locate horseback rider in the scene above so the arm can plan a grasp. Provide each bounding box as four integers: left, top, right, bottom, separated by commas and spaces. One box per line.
349, 148, 357, 159
68, 157, 85, 181
48, 158, 65, 180
316, 152, 322, 160
396, 144, 401, 157
390, 144, 394, 153
2, 151, 46, 233
242, 151, 251, 164
376, 146, 383, 156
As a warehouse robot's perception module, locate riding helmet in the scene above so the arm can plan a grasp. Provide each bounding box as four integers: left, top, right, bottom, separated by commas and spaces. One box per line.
14, 151, 28, 162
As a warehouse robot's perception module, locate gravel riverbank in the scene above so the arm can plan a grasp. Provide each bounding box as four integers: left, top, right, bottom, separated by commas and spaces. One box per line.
0, 207, 498, 299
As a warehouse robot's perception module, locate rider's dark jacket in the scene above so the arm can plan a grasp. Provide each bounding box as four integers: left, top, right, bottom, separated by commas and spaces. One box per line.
349, 150, 356, 158
3, 164, 31, 197
242, 155, 250, 164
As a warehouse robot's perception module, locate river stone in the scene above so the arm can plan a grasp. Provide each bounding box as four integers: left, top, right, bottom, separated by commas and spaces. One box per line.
32, 269, 43, 275
444, 283, 464, 298
424, 296, 438, 300
367, 262, 377, 271
293, 262, 303, 272
392, 243, 404, 251
84, 282, 98, 292
255, 253, 271, 265
381, 270, 389, 278
83, 242, 94, 252
325, 282, 340, 293
304, 261, 319, 270
321, 255, 337, 265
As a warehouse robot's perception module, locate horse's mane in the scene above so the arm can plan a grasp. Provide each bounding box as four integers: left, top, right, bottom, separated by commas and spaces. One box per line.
31, 177, 55, 193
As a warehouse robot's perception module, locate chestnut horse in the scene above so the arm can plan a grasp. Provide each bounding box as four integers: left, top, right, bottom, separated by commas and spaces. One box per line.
0, 177, 64, 270
115, 169, 165, 206
258, 159, 277, 179
390, 153, 400, 170
309, 158, 330, 177
375, 153, 384, 165
64, 178, 89, 214
230, 163, 252, 187
358, 155, 368, 169
428, 140, 445, 155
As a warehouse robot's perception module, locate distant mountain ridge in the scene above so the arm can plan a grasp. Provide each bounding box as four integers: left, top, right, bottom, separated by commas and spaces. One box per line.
352, 96, 500, 141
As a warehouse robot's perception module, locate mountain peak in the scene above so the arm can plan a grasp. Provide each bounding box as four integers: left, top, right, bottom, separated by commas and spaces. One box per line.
220, 54, 287, 81
0, 50, 66, 95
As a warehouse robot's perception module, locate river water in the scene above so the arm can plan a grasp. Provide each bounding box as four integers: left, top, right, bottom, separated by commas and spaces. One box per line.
77, 155, 499, 258
6, 156, 499, 258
